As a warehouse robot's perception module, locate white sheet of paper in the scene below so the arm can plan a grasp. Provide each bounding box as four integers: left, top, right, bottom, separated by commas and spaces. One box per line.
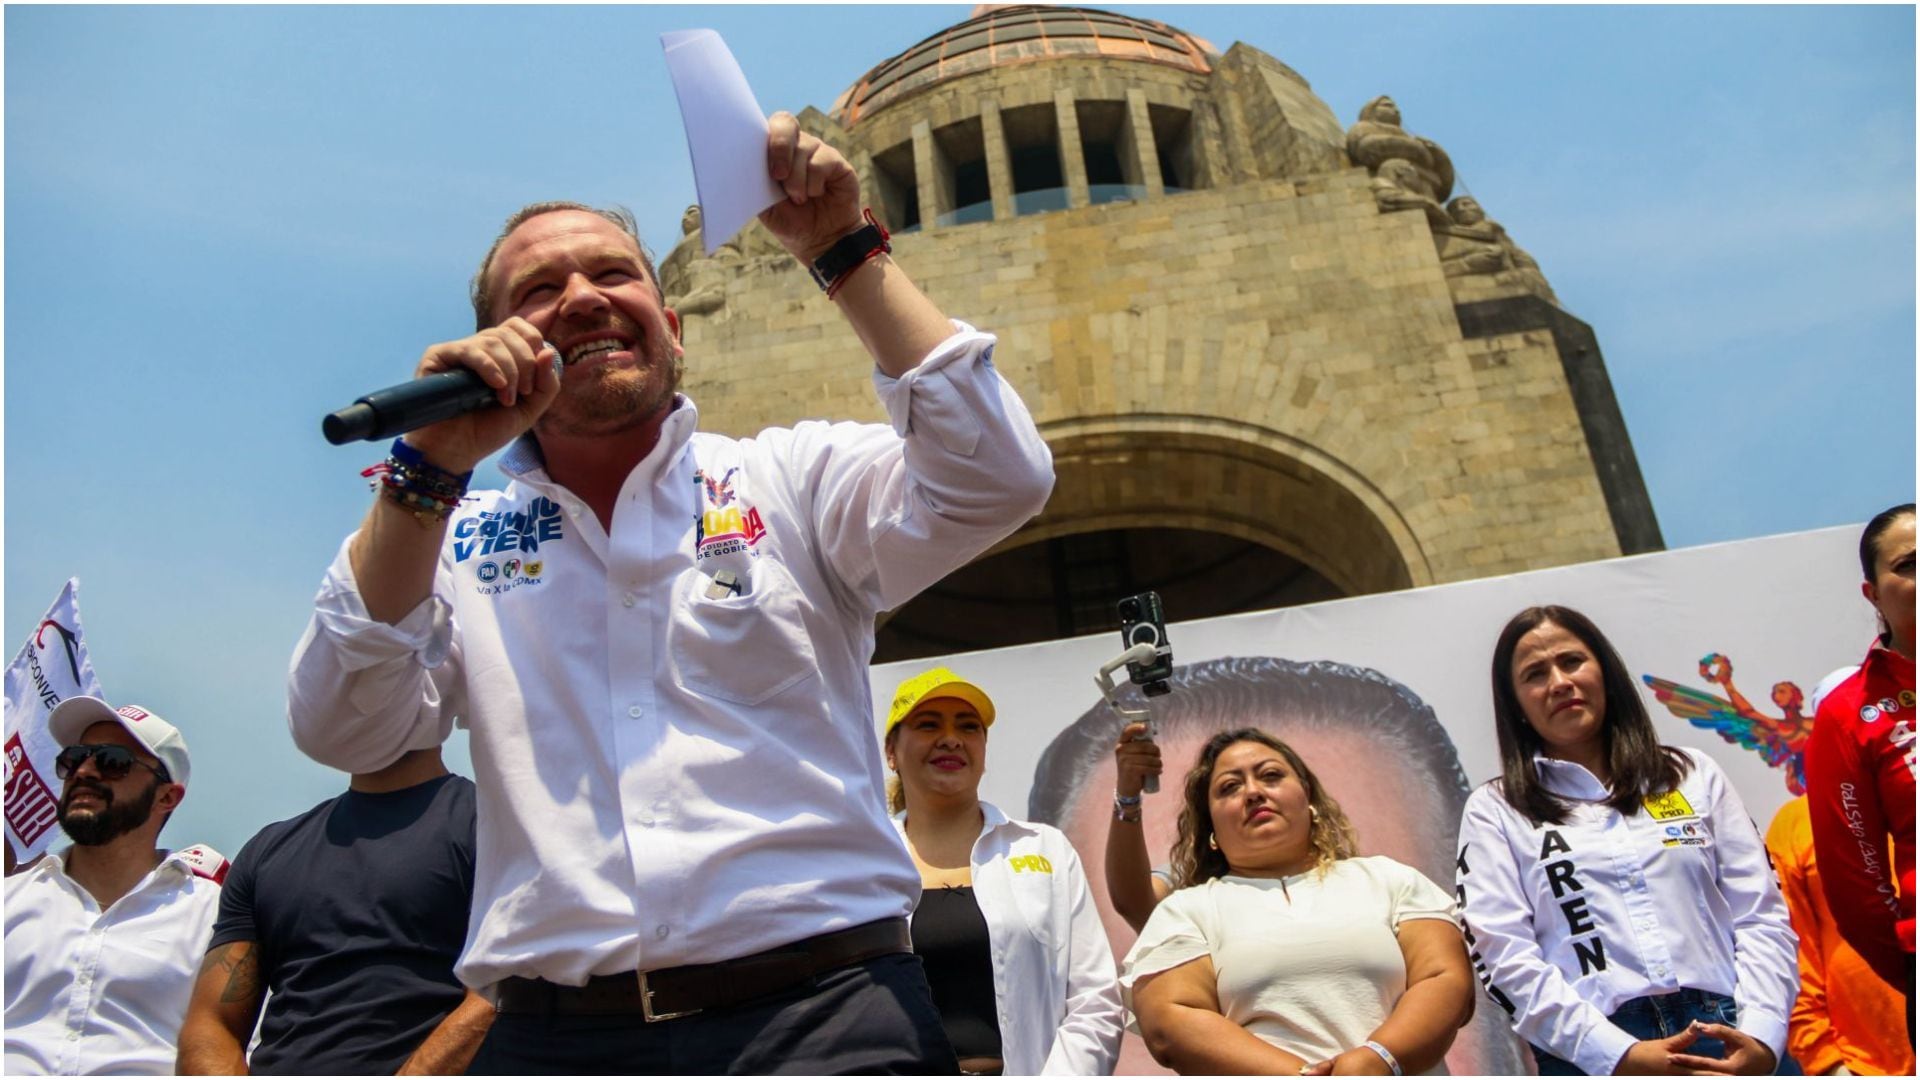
661, 29, 785, 255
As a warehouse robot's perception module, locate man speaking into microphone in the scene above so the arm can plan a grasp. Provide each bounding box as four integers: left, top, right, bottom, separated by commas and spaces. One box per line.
286, 112, 1054, 1074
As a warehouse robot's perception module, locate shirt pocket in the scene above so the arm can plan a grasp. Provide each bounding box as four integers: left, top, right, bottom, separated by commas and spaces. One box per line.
1651, 816, 1719, 879
1001, 856, 1064, 951
667, 558, 818, 706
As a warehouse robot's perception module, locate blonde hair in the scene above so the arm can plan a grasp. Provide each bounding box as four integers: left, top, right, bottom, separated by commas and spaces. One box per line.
884, 726, 906, 813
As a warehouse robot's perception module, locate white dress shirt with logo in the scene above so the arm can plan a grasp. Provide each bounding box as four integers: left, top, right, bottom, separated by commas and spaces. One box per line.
4, 847, 224, 1075
289, 325, 1054, 988
892, 801, 1124, 1075
1454, 748, 1798, 1075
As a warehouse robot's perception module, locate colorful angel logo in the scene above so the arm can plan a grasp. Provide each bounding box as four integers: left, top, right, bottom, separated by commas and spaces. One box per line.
1642, 653, 1811, 795
699, 467, 740, 508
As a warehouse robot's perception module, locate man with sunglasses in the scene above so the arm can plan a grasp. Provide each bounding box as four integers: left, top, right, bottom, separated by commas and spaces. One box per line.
4, 697, 225, 1076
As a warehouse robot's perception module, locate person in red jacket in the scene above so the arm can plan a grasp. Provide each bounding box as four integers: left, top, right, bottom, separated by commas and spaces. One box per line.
1806, 502, 1915, 1040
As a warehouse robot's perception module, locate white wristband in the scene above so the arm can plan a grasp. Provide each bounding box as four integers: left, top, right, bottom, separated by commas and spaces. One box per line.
1361, 1039, 1403, 1076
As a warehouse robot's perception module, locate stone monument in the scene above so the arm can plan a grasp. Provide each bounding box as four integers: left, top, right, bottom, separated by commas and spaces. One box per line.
667, 4, 1659, 662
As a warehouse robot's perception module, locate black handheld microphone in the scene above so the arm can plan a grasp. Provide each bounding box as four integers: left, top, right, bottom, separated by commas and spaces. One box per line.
322, 370, 498, 445
321, 343, 561, 445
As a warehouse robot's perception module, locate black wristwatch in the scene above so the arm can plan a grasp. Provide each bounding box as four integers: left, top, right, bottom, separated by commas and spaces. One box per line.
808, 209, 892, 296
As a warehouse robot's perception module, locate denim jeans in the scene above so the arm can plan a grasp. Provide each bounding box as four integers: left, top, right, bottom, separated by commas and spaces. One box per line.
1529, 988, 1735, 1075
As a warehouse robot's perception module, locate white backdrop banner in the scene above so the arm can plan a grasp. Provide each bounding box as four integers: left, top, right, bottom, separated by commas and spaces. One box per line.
4, 579, 104, 864
870, 525, 1869, 1075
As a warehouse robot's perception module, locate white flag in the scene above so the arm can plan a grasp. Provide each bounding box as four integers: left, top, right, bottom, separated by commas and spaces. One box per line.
3, 579, 104, 864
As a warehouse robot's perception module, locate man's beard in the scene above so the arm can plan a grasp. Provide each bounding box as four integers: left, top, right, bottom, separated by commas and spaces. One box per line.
59, 777, 159, 846
538, 318, 682, 439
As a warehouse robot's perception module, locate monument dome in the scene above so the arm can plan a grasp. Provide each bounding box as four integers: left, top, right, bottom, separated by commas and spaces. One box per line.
833, 5, 1216, 128
663, 6, 1660, 662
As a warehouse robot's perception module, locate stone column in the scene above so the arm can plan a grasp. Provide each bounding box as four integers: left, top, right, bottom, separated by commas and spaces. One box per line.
1120, 87, 1164, 198
1053, 89, 1090, 210
912, 119, 954, 229
980, 99, 1015, 222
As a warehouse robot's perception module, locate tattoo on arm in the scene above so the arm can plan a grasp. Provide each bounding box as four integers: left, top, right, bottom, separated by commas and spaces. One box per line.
209, 942, 264, 1005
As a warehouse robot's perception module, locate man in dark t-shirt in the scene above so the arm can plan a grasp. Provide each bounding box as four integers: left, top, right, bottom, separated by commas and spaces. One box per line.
174, 748, 490, 1074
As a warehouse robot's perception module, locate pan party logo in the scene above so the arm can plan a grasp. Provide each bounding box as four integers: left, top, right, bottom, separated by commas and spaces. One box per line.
474, 557, 547, 596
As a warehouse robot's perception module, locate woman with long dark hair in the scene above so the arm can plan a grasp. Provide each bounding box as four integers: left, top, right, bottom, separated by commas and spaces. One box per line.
1805, 503, 1915, 1035
1122, 727, 1473, 1075
1454, 606, 1797, 1075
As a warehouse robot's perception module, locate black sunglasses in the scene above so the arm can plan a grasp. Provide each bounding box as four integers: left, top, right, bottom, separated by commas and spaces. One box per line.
55, 744, 170, 783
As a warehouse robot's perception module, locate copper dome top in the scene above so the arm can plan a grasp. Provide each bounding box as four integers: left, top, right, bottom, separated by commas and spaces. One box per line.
833, 5, 1217, 126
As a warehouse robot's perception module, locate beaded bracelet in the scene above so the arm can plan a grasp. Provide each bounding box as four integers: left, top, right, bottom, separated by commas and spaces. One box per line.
362, 439, 473, 526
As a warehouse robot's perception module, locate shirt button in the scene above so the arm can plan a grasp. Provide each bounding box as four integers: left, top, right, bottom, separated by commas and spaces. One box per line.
622, 593, 636, 607
628, 705, 644, 719
639, 815, 655, 828
68, 1032, 79, 1042
655, 924, 671, 940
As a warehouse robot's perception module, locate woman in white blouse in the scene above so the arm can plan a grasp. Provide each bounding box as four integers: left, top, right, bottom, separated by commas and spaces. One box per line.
884, 667, 1124, 1076
1454, 605, 1798, 1075
1123, 727, 1474, 1075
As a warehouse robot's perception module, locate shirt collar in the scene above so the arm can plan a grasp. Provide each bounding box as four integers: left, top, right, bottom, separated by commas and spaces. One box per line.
498, 393, 701, 484
1863, 642, 1916, 684
1532, 754, 1611, 800
977, 800, 1040, 840
36, 846, 191, 896
890, 800, 1037, 842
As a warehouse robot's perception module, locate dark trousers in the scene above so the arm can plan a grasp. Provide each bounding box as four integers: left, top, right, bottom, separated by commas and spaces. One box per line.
1529, 988, 1735, 1075
469, 952, 959, 1075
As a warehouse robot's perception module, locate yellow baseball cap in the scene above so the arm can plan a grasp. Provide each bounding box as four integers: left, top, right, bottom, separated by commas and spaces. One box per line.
884, 667, 996, 737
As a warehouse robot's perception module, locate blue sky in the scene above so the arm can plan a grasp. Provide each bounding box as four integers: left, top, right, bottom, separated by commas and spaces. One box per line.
5, 5, 1913, 859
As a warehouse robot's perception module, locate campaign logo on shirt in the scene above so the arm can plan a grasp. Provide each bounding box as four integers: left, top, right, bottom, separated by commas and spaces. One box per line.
1642, 790, 1697, 821
693, 468, 768, 561
702, 467, 740, 508
452, 498, 565, 563
473, 556, 548, 596
1662, 822, 1708, 847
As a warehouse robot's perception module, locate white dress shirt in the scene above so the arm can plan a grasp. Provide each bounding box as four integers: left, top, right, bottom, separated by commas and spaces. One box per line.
288, 325, 1054, 988
4, 848, 224, 1075
895, 802, 1123, 1075
1454, 748, 1799, 1075
1120, 856, 1460, 1075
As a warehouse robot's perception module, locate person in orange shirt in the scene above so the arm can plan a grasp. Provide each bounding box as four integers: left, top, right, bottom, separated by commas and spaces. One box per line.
1765, 793, 1915, 1076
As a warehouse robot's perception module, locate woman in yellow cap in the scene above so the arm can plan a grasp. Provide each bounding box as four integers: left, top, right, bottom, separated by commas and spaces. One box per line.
883, 666, 1123, 1076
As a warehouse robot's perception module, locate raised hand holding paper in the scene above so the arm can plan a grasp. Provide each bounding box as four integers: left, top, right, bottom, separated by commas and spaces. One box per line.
661, 29, 785, 256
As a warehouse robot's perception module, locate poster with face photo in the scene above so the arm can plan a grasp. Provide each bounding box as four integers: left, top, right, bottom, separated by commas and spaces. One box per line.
871, 525, 1868, 1075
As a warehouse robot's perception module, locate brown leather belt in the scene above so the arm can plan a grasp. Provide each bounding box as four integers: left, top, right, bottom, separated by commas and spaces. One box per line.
494, 917, 912, 1022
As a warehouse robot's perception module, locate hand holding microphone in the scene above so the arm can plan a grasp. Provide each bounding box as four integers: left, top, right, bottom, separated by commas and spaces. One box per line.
322, 318, 562, 470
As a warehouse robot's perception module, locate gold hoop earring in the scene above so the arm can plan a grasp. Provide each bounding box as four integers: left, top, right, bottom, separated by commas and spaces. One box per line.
1207, 833, 1218, 851
1309, 805, 1320, 821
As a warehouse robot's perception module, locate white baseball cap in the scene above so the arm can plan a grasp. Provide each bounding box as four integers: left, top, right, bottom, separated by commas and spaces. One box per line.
47, 697, 191, 789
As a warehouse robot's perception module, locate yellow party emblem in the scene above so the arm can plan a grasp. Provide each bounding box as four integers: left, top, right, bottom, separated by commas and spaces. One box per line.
1642, 791, 1697, 821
